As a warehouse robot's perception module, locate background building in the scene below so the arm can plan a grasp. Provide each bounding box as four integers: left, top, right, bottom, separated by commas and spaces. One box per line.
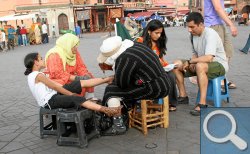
121, 0, 189, 16
74, 0, 123, 32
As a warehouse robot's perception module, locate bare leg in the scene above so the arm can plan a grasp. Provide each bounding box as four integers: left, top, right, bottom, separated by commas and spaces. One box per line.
172, 60, 188, 97
194, 62, 208, 111
81, 100, 122, 117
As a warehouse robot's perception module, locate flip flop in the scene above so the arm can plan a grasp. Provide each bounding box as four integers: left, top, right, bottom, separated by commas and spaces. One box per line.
169, 105, 177, 112
228, 82, 237, 89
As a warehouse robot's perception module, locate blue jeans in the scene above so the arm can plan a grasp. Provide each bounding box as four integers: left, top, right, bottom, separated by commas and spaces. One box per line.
22, 34, 27, 46
18, 35, 22, 46
241, 34, 250, 53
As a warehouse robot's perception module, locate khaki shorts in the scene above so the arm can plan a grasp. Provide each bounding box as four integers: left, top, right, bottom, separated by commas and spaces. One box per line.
210, 25, 233, 58
181, 60, 226, 80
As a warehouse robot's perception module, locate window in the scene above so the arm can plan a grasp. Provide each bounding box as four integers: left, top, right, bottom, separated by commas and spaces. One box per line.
98, 0, 102, 3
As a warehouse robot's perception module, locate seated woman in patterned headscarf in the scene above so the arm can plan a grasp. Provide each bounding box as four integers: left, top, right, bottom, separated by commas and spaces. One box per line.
45, 33, 95, 98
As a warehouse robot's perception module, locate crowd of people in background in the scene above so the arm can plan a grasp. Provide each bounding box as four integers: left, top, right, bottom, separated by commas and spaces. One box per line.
0, 22, 49, 52
1, 10, 249, 53
123, 10, 250, 39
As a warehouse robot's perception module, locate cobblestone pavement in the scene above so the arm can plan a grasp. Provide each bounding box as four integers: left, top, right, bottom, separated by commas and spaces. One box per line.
0, 25, 249, 154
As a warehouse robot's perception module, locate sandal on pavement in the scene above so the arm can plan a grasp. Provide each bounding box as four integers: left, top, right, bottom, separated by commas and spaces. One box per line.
177, 96, 189, 104
227, 82, 237, 89
239, 49, 248, 54
190, 104, 207, 116
169, 105, 177, 112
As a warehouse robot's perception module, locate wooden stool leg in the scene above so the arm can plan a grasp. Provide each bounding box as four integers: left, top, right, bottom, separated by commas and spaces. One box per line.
163, 96, 169, 128
128, 110, 133, 128
141, 100, 148, 135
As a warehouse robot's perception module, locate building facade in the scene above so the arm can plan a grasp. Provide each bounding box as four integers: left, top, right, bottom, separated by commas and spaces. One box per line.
0, 0, 123, 35
0, 0, 193, 35
121, 0, 189, 16
74, 0, 123, 32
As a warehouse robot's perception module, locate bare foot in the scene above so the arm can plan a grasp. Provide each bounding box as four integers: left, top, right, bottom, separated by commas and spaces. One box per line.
100, 105, 123, 117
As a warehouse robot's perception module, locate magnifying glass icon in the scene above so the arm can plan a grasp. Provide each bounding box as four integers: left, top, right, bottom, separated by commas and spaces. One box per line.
203, 110, 247, 150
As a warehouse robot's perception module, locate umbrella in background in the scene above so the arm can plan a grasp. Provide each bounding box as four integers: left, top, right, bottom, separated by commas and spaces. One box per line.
225, 7, 233, 14
135, 16, 145, 21
127, 13, 133, 17
114, 18, 132, 41
150, 15, 164, 22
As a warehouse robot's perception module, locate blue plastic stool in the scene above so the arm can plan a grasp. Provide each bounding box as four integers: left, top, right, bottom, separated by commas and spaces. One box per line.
196, 76, 229, 107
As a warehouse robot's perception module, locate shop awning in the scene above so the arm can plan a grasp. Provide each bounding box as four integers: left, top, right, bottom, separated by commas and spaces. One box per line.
225, 7, 233, 14
178, 10, 190, 15
0, 13, 36, 21
131, 11, 154, 18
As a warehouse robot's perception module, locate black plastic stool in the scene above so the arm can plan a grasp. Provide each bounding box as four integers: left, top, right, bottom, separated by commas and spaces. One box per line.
39, 107, 61, 139
56, 109, 100, 148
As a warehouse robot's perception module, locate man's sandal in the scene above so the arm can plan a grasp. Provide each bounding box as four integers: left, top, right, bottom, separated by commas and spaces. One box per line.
221, 82, 237, 89
228, 82, 237, 89
169, 105, 177, 112
190, 104, 207, 116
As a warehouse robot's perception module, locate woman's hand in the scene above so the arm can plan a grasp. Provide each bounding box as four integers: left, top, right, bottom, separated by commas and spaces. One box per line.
70, 75, 76, 81
104, 76, 114, 84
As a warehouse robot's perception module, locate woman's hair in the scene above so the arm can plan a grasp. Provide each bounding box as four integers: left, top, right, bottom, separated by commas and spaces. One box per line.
142, 19, 167, 58
24, 52, 38, 75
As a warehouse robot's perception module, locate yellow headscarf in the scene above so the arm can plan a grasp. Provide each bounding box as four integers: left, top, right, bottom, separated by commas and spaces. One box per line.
45, 33, 80, 70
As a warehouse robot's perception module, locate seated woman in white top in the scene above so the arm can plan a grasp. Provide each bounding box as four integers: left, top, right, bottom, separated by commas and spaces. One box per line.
24, 52, 122, 117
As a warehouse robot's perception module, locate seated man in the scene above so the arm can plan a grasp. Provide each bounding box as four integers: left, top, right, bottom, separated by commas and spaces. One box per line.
172, 12, 228, 116
97, 36, 171, 134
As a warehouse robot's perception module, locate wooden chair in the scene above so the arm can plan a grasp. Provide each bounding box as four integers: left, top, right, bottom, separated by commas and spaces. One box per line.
128, 96, 169, 135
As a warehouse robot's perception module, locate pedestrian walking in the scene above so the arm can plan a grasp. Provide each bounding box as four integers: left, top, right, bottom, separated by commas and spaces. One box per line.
20, 26, 28, 46
203, 0, 237, 89
42, 22, 48, 43
16, 26, 22, 46
240, 34, 250, 54
7, 26, 15, 50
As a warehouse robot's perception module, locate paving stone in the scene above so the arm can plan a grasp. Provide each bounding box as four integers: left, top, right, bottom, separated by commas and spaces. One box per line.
0, 142, 24, 153
0, 133, 20, 142
0, 142, 8, 150
7, 148, 33, 154
168, 151, 179, 154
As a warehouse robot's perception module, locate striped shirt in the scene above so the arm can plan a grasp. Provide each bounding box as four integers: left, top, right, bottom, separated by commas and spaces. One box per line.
102, 42, 171, 104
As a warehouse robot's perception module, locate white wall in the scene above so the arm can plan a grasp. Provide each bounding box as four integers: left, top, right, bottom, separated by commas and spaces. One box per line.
46, 7, 75, 37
